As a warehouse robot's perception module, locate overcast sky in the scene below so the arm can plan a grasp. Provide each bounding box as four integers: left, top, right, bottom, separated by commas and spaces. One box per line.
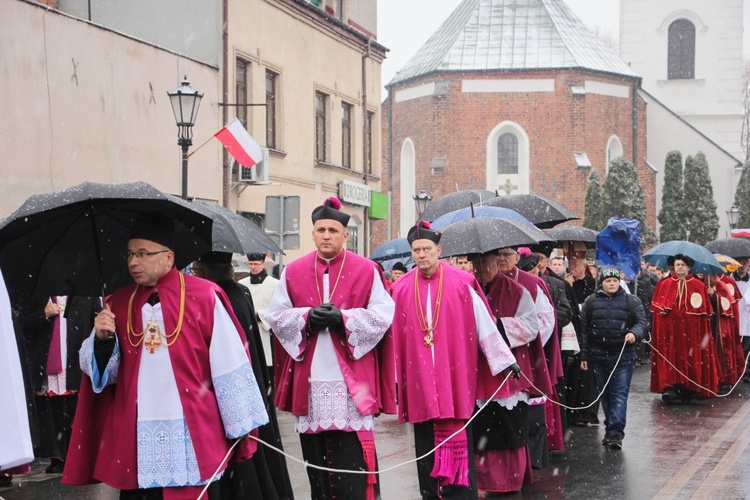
377, 0, 750, 89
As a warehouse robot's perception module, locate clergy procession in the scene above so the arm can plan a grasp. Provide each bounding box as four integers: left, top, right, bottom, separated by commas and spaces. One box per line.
0, 185, 749, 499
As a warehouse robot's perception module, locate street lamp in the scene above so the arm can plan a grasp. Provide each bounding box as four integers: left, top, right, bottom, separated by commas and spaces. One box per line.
726, 204, 740, 231
413, 189, 432, 219
168, 76, 203, 199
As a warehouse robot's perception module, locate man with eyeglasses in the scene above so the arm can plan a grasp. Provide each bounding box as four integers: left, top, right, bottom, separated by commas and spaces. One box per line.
494, 246, 564, 468
63, 212, 269, 499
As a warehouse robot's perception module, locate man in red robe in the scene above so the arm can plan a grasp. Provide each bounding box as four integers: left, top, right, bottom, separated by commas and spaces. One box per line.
265, 197, 395, 500
708, 274, 745, 388
63, 212, 269, 499
384, 221, 518, 500
650, 254, 719, 403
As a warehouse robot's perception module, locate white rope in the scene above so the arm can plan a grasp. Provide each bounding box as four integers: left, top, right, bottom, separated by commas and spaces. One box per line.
644, 338, 750, 398
197, 372, 513, 498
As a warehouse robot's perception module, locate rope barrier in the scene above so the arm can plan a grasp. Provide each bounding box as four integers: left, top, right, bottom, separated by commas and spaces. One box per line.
199, 372, 513, 498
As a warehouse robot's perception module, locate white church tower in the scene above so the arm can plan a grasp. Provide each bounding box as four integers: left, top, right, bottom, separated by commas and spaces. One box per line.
620, 0, 744, 161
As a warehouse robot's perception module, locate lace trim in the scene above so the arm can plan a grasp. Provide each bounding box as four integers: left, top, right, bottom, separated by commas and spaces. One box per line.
538, 309, 556, 345
501, 318, 531, 348
137, 418, 205, 488
344, 308, 389, 360
266, 307, 309, 359
477, 391, 529, 410
480, 331, 517, 376
214, 363, 269, 438
295, 380, 374, 433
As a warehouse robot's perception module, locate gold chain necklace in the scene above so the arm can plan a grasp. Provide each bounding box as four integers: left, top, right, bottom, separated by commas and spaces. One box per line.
126, 272, 186, 351
415, 264, 443, 347
315, 250, 347, 305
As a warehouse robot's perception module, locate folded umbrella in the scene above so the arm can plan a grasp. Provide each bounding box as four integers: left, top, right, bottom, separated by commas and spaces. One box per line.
440, 217, 552, 258
0, 181, 213, 297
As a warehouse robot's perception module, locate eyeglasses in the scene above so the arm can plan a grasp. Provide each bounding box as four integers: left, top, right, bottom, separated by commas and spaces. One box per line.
497, 251, 518, 258
123, 249, 170, 261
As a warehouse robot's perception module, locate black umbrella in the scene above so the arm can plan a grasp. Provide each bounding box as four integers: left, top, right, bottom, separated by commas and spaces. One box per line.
440, 217, 552, 258
544, 225, 599, 248
484, 194, 579, 229
420, 190, 498, 221
182, 199, 283, 256
704, 238, 750, 259
0, 181, 213, 297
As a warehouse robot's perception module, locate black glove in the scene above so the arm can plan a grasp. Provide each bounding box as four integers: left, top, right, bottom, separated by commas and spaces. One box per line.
507, 363, 521, 379
309, 304, 345, 334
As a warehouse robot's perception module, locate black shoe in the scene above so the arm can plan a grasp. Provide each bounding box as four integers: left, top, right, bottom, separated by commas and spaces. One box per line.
0, 475, 12, 487
602, 436, 614, 446
45, 459, 64, 474
609, 436, 623, 449
662, 389, 677, 405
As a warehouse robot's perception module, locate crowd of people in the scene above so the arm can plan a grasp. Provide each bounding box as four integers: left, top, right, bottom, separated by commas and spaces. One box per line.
2, 197, 749, 499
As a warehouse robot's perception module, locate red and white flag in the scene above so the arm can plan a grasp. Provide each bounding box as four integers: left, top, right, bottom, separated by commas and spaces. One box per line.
214, 118, 263, 168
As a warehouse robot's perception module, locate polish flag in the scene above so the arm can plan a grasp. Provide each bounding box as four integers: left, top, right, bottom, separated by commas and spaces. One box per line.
214, 118, 263, 168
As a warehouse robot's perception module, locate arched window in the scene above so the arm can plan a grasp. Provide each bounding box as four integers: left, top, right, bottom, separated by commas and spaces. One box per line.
668, 19, 695, 80
486, 122, 529, 195
497, 133, 519, 174
606, 135, 624, 175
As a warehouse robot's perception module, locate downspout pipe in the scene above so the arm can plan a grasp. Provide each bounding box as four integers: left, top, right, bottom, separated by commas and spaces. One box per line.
362, 39, 371, 255
222, 0, 230, 207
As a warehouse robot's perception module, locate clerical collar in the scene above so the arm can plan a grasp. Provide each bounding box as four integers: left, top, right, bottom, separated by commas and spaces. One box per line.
419, 262, 442, 280
249, 269, 268, 284
316, 249, 345, 266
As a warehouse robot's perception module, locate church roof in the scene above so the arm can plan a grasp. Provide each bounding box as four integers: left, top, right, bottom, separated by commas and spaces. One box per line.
389, 0, 638, 85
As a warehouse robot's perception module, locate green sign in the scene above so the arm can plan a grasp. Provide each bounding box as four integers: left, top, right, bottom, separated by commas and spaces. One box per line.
369, 192, 388, 219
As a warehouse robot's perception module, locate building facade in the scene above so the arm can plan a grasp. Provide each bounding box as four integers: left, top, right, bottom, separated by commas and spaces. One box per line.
376, 0, 655, 243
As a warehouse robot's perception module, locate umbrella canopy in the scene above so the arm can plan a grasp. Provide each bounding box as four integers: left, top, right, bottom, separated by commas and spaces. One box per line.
440, 217, 552, 258
483, 194, 579, 229
704, 238, 750, 259
182, 199, 283, 256
429, 206, 534, 230
0, 181, 213, 297
370, 238, 412, 262
713, 254, 741, 274
545, 225, 599, 248
420, 190, 498, 221
643, 240, 723, 275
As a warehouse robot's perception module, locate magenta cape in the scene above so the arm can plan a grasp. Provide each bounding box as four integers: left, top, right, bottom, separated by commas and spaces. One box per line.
273, 249, 389, 417
650, 274, 719, 397
63, 268, 258, 492
477, 273, 538, 399
383, 262, 494, 423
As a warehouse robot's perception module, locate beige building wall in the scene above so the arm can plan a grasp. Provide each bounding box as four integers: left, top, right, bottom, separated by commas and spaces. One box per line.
0, 0, 224, 217
227, 0, 385, 262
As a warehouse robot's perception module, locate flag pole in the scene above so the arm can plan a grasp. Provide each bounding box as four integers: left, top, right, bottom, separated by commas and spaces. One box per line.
186, 135, 215, 159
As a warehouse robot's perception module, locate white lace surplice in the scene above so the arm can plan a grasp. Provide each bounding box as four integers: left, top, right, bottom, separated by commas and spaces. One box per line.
266, 266, 394, 433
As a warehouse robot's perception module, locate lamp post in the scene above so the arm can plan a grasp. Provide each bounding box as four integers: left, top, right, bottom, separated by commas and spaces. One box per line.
726, 204, 740, 233
168, 76, 203, 199
413, 189, 432, 220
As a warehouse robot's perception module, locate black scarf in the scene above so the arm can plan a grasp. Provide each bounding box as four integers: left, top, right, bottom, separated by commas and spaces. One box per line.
249, 269, 268, 285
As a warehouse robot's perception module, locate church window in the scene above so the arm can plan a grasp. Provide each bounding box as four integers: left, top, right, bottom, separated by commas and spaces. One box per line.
668, 19, 695, 80
497, 133, 519, 174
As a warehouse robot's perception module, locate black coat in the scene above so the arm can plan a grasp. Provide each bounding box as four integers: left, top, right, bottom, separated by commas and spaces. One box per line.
580, 288, 648, 362
16, 295, 100, 392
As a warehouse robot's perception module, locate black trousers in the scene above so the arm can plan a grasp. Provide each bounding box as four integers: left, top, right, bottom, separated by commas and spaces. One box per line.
299, 430, 379, 500
413, 420, 477, 500
119, 481, 221, 499
35, 393, 77, 460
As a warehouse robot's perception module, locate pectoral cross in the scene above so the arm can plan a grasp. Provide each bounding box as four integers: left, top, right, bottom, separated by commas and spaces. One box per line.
145, 327, 162, 354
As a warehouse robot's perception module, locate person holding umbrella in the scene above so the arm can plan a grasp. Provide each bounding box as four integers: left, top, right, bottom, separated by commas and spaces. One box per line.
383, 221, 519, 499
63, 212, 269, 498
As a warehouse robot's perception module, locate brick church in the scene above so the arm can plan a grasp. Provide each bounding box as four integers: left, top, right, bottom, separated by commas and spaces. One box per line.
375, 0, 656, 242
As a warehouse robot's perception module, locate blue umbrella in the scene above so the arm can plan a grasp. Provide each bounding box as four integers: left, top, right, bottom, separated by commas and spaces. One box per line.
643, 240, 723, 275
370, 237, 411, 262
430, 206, 534, 230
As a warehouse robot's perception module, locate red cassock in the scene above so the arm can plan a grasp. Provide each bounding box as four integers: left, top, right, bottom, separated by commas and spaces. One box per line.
650, 274, 719, 397
713, 278, 746, 385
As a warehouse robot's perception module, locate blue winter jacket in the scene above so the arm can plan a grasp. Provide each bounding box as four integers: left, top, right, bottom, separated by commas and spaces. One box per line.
580, 287, 648, 362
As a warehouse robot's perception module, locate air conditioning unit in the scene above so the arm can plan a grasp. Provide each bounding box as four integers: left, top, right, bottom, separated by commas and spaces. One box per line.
239, 147, 270, 183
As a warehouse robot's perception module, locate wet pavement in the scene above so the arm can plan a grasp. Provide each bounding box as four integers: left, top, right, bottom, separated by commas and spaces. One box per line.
2, 364, 748, 499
